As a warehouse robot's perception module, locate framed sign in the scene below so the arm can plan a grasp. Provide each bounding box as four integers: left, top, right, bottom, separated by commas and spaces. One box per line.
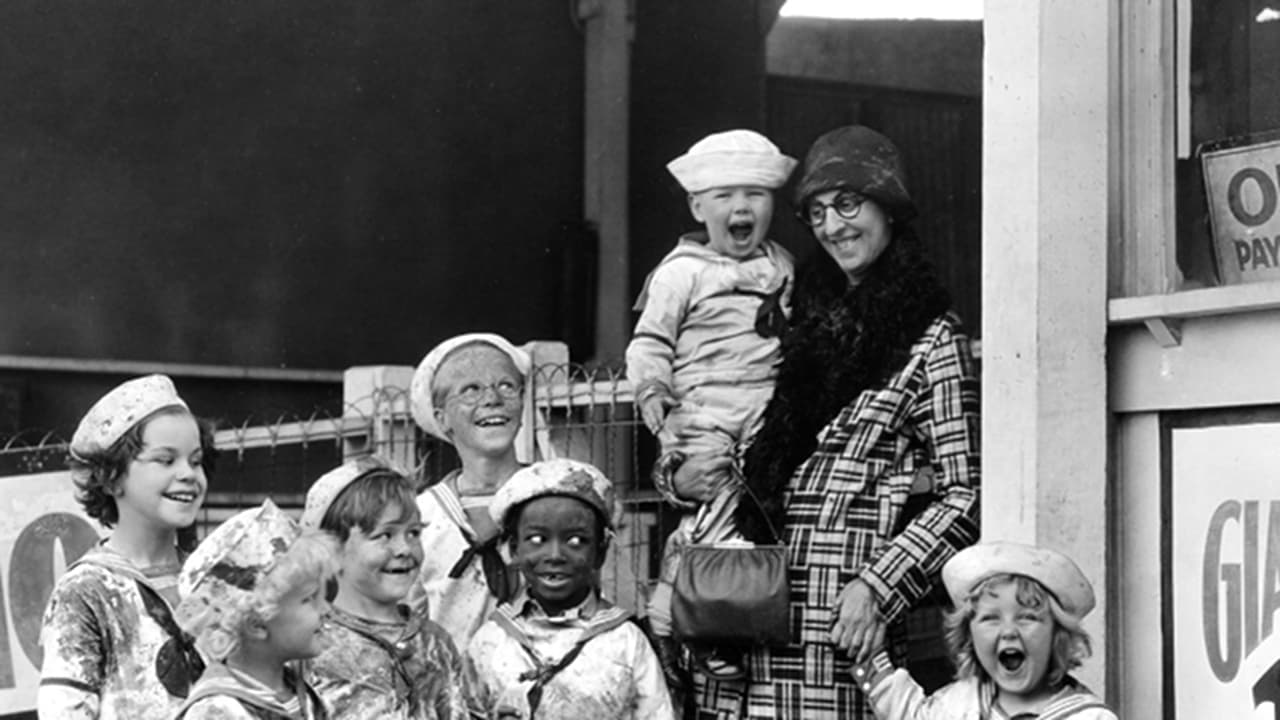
1164, 409, 1280, 719
0, 470, 103, 715
1201, 138, 1280, 285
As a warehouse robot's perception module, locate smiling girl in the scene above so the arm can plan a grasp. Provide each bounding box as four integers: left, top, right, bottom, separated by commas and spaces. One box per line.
851, 542, 1119, 719
39, 374, 212, 719
302, 456, 472, 720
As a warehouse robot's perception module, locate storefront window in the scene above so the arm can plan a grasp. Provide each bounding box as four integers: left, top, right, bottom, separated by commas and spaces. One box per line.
1178, 1, 1280, 289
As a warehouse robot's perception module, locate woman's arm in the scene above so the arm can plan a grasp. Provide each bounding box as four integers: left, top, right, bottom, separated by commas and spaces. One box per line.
858, 317, 981, 623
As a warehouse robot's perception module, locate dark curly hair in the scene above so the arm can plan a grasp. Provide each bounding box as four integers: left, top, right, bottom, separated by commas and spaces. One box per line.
736, 221, 952, 542
68, 407, 217, 551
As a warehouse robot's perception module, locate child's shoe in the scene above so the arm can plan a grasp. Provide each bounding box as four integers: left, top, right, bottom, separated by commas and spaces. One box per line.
692, 644, 746, 681
655, 635, 691, 694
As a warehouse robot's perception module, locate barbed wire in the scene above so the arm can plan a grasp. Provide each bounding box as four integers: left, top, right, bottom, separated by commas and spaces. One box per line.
0, 363, 667, 614
0, 363, 638, 453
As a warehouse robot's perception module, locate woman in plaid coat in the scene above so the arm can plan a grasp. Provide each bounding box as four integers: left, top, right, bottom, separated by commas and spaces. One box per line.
670, 125, 981, 719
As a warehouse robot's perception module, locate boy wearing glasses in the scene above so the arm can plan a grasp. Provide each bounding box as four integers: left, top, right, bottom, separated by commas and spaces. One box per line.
408, 333, 531, 653
625, 129, 796, 688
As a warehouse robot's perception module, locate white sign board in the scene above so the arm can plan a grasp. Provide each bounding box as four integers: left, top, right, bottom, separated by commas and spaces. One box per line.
1171, 421, 1280, 718
0, 471, 103, 715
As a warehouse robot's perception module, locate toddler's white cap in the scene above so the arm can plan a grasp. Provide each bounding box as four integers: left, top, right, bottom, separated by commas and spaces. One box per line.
667, 129, 797, 193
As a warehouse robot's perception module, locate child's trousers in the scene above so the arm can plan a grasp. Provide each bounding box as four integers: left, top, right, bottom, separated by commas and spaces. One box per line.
647, 381, 772, 636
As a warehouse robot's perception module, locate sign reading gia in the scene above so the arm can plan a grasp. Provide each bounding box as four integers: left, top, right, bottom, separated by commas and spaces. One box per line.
1172, 421, 1280, 718
1202, 138, 1280, 285
0, 470, 104, 715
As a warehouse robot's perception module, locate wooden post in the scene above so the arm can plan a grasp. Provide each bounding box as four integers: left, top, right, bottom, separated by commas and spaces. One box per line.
1115, 0, 1180, 296
580, 0, 633, 364
982, 0, 1112, 697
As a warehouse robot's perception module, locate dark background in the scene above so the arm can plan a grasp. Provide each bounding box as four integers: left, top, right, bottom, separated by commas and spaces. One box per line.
0, 1, 778, 434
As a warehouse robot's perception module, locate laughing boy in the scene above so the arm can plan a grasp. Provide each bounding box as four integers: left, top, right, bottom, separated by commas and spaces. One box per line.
302, 456, 473, 720
625, 128, 796, 686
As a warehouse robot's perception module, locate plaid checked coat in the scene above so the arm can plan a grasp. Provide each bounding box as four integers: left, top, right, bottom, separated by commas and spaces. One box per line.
694, 311, 980, 719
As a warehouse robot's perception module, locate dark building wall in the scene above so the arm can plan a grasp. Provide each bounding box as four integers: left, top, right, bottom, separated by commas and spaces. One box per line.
0, 1, 585, 373
0, 2, 776, 433
764, 19, 984, 332
628, 0, 773, 341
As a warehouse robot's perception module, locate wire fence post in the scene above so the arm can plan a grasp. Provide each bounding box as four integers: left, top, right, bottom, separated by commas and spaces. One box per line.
342, 365, 417, 470
522, 340, 570, 462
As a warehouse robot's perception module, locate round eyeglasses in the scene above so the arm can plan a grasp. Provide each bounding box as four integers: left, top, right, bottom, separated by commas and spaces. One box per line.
797, 191, 866, 227
446, 379, 523, 406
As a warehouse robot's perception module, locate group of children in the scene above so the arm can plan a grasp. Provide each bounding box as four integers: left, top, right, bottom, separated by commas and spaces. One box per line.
37, 374, 674, 720
35, 125, 1118, 720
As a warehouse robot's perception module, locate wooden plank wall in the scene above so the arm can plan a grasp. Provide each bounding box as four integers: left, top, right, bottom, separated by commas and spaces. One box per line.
765, 76, 983, 333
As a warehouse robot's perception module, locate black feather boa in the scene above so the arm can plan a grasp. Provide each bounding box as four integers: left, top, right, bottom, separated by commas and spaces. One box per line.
736, 226, 953, 542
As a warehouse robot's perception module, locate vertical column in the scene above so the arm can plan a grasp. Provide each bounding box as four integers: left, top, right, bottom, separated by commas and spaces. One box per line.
982, 0, 1112, 696
581, 0, 633, 363
1117, 0, 1179, 297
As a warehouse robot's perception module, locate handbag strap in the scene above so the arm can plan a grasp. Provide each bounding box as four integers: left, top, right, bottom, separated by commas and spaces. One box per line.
730, 452, 784, 545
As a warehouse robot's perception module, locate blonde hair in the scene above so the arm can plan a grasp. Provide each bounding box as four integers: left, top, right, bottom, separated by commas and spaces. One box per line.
944, 573, 1092, 688
178, 529, 338, 661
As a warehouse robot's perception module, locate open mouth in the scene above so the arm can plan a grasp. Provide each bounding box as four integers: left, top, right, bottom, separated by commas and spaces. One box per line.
998, 648, 1026, 672
476, 416, 509, 428
537, 572, 571, 588
728, 221, 755, 242
382, 564, 418, 575
162, 491, 199, 504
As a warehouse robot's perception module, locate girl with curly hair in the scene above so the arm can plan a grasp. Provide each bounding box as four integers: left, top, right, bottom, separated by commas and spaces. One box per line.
39, 374, 215, 719
174, 500, 337, 720
851, 542, 1118, 719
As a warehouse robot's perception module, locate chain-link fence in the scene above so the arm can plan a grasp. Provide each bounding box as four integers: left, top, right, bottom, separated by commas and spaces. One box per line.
0, 359, 667, 614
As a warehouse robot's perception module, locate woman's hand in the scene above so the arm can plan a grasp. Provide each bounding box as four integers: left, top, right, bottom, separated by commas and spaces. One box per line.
671, 451, 734, 503
829, 578, 885, 664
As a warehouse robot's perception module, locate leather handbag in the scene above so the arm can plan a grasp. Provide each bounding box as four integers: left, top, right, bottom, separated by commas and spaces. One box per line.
670, 483, 790, 646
